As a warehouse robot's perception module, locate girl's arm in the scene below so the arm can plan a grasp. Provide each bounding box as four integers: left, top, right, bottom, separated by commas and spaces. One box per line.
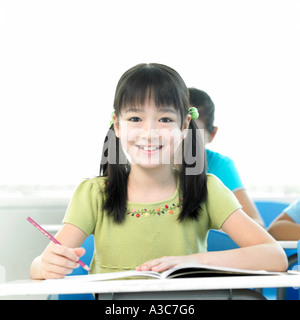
30, 223, 87, 280
268, 212, 300, 240
233, 189, 265, 228
136, 209, 288, 272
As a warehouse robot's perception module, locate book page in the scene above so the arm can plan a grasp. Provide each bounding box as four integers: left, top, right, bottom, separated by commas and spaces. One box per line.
160, 264, 283, 279
46, 270, 162, 282
45, 264, 282, 283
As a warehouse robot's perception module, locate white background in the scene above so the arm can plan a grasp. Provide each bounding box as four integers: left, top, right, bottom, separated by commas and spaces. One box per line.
0, 0, 299, 193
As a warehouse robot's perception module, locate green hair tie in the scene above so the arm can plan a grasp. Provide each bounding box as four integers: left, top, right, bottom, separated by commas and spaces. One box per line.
188, 107, 199, 120
110, 112, 115, 126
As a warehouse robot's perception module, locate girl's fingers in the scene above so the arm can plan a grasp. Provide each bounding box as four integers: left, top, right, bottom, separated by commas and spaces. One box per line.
136, 258, 162, 271
136, 253, 202, 273
44, 263, 76, 278
151, 259, 180, 272
137, 256, 177, 271
73, 247, 86, 258
46, 253, 79, 270
41, 244, 85, 279
50, 244, 80, 262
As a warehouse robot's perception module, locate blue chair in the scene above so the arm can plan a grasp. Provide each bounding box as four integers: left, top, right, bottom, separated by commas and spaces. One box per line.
254, 200, 289, 228
58, 235, 95, 300
207, 229, 238, 252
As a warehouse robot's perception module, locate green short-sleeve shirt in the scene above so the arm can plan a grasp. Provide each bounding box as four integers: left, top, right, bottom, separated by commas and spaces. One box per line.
63, 174, 241, 274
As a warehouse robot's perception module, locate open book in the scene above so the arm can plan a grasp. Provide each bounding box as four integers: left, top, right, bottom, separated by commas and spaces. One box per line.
59, 264, 282, 282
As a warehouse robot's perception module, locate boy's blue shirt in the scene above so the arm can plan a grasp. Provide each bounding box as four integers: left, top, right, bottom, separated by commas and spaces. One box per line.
206, 149, 244, 192
284, 199, 300, 224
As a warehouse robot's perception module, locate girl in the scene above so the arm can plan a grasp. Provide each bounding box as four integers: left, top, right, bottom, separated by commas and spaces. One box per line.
188, 87, 265, 227
30, 63, 287, 279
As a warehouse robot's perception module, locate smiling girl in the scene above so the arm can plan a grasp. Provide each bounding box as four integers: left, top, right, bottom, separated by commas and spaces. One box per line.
30, 63, 287, 279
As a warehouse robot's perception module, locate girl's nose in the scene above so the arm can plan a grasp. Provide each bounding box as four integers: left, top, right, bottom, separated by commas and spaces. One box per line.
141, 120, 160, 141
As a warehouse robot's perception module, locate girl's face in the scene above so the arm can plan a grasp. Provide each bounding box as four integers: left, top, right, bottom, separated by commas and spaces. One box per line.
114, 100, 191, 169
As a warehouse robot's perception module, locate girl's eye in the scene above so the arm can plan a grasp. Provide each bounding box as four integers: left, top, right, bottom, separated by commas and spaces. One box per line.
159, 117, 172, 123
129, 117, 141, 122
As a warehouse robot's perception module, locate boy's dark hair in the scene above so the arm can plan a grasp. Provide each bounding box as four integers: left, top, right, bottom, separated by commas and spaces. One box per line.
188, 88, 215, 134
100, 63, 207, 224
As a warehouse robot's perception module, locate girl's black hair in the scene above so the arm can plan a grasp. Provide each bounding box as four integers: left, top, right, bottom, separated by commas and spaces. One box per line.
100, 63, 207, 224
188, 88, 215, 134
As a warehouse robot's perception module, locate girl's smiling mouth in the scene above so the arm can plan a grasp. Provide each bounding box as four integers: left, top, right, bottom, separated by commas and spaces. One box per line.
135, 145, 163, 154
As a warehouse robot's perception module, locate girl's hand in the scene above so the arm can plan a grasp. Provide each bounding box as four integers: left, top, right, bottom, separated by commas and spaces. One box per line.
38, 242, 86, 279
136, 254, 201, 273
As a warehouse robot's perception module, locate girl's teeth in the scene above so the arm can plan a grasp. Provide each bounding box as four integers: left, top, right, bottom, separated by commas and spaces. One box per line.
141, 146, 159, 151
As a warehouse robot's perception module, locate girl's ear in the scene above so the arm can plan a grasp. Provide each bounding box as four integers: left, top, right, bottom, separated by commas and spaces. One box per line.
181, 114, 192, 139
112, 113, 120, 138
184, 114, 192, 130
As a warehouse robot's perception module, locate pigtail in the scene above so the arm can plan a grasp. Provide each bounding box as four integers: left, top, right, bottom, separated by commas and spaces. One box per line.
100, 125, 129, 224
178, 120, 207, 221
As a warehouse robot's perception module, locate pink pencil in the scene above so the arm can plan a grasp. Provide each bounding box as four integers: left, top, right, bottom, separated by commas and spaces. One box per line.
27, 216, 90, 272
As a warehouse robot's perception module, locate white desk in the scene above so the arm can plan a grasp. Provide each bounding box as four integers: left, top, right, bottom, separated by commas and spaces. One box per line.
279, 241, 298, 249
1, 274, 300, 299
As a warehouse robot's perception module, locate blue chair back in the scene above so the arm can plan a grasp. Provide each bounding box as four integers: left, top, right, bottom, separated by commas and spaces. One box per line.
58, 235, 95, 300
254, 200, 289, 228
207, 229, 239, 251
